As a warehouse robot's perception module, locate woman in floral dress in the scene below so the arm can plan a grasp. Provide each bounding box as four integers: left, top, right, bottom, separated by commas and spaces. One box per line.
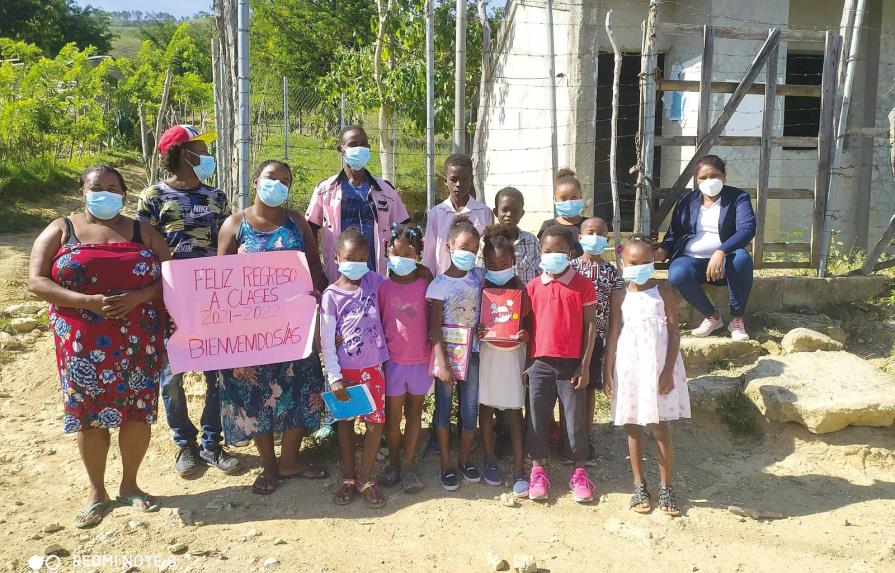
28, 165, 171, 528
216, 159, 329, 495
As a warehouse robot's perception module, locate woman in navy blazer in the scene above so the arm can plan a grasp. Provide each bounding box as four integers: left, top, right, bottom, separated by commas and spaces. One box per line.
654, 155, 755, 340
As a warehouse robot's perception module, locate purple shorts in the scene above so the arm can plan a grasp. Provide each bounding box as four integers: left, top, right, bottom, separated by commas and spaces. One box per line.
384, 361, 433, 397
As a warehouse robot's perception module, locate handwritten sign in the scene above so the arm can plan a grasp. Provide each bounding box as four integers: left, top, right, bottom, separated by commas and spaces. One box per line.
162, 251, 318, 374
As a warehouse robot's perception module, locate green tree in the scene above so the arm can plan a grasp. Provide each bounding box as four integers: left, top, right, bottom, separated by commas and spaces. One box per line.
0, 0, 114, 56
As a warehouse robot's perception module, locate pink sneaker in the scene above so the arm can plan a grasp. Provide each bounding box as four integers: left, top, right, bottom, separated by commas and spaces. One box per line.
728, 316, 750, 341
569, 468, 595, 503
529, 467, 550, 501
691, 313, 723, 337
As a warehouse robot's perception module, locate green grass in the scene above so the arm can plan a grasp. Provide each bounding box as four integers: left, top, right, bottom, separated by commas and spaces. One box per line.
110, 24, 146, 59
715, 392, 760, 436
0, 149, 142, 233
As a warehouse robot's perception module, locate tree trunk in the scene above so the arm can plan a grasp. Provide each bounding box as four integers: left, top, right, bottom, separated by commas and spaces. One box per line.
374, 0, 395, 183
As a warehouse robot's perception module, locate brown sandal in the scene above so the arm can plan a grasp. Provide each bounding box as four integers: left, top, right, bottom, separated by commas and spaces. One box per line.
334, 478, 356, 505
357, 480, 386, 509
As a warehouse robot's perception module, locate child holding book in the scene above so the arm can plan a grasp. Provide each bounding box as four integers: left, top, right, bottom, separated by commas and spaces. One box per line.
320, 228, 389, 509
378, 224, 431, 493
570, 216, 623, 462
426, 216, 485, 491
525, 225, 598, 503
603, 236, 690, 516
476, 224, 529, 495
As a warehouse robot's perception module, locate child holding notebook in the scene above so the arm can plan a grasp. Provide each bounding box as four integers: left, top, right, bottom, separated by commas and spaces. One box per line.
320, 228, 389, 509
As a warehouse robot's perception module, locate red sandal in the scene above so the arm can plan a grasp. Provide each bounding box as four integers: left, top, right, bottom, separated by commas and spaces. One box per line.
334, 478, 356, 505
356, 479, 386, 509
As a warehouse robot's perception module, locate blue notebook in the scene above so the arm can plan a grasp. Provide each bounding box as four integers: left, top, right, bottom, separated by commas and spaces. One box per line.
322, 384, 375, 421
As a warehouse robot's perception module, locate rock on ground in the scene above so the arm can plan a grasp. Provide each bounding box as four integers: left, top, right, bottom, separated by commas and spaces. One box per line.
688, 375, 743, 410
680, 336, 764, 373
511, 555, 537, 573
485, 550, 509, 571
10, 317, 38, 333
756, 312, 846, 343
745, 351, 895, 433
0, 332, 22, 350
781, 328, 844, 354
1, 302, 44, 317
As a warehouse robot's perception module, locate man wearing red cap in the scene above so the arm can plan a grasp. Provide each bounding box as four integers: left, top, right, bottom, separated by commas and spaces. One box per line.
136, 124, 240, 477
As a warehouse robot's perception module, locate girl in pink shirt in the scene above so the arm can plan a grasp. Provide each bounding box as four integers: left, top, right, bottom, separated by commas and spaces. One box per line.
377, 224, 432, 493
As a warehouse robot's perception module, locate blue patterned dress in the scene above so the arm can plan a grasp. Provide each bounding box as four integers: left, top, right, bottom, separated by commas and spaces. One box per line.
216, 213, 325, 441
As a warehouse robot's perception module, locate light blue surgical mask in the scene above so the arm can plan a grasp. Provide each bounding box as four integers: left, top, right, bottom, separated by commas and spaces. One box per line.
387, 255, 418, 277
85, 191, 124, 220
450, 249, 478, 272
539, 252, 570, 275
187, 149, 216, 181
339, 261, 369, 281
343, 146, 371, 171
256, 178, 289, 207
622, 262, 655, 285
555, 199, 584, 217
579, 234, 609, 255
485, 267, 515, 286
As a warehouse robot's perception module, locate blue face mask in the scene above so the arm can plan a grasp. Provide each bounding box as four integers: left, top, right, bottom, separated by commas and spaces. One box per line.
256, 178, 289, 207
555, 199, 584, 217
485, 267, 515, 286
622, 262, 655, 285
579, 234, 609, 255
187, 150, 216, 181
387, 256, 417, 277
450, 249, 478, 272
85, 191, 124, 220
539, 252, 570, 275
343, 146, 371, 171
338, 261, 369, 281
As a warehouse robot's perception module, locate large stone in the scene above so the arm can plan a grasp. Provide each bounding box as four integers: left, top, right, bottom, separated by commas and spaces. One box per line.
1, 302, 44, 317
0, 332, 22, 350
781, 328, 844, 354
756, 312, 846, 343
745, 352, 895, 433
680, 336, 764, 373
10, 317, 38, 333
688, 375, 743, 409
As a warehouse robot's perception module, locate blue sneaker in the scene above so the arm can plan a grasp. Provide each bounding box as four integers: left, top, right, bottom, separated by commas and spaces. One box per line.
483, 461, 503, 487
513, 475, 529, 498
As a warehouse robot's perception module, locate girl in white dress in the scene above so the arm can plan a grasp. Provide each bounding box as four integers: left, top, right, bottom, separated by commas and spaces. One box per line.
603, 236, 690, 516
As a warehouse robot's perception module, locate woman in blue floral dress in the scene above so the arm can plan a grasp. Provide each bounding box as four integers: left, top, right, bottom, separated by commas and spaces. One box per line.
216, 160, 329, 494
28, 165, 171, 528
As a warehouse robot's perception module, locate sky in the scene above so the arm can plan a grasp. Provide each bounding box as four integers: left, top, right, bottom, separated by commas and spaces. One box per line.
74, 0, 213, 19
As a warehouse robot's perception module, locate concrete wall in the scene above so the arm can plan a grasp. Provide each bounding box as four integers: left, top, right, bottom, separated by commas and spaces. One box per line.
475, 0, 895, 249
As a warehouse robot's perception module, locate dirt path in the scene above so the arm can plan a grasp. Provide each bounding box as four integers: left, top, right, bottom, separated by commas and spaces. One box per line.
1, 231, 895, 573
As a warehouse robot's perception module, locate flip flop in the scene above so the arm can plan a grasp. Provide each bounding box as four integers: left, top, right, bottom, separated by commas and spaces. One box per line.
279, 463, 330, 480
74, 501, 112, 529
116, 494, 161, 513
252, 472, 278, 495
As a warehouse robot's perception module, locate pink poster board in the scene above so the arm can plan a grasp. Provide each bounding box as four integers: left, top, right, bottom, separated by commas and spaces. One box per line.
161, 251, 318, 374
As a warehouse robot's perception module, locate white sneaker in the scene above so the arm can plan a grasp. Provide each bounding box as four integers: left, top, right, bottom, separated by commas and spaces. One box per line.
728, 317, 750, 341
691, 314, 724, 337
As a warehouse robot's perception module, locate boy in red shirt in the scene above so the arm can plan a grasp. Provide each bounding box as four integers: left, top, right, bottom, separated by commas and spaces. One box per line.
525, 225, 598, 503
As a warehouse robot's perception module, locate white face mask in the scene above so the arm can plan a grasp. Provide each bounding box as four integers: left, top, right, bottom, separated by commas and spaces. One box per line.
698, 178, 724, 197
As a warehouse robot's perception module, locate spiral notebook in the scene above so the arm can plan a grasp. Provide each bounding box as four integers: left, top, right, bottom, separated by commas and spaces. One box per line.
322, 384, 375, 421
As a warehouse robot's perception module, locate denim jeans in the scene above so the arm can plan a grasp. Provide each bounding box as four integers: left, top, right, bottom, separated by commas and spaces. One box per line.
160, 363, 222, 450
667, 248, 754, 317
433, 353, 480, 433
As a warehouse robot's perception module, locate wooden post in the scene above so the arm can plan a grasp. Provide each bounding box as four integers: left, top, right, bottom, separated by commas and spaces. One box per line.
640, 0, 659, 233
857, 108, 895, 275
754, 31, 778, 269
811, 31, 842, 271
606, 10, 623, 264
697, 26, 714, 143
138, 103, 150, 185
654, 29, 782, 225
149, 68, 172, 184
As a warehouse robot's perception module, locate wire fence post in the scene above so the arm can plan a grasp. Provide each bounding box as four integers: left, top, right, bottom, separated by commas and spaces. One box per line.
282, 75, 289, 161
236, 0, 251, 209
546, 0, 558, 197
454, 0, 467, 155
426, 0, 436, 210
606, 10, 623, 266
340, 92, 345, 131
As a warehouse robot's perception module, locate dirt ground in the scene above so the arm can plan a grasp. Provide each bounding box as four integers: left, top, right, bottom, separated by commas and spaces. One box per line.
2, 227, 895, 573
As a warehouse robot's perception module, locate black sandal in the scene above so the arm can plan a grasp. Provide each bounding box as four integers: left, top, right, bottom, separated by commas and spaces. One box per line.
658, 485, 681, 516
630, 483, 652, 514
